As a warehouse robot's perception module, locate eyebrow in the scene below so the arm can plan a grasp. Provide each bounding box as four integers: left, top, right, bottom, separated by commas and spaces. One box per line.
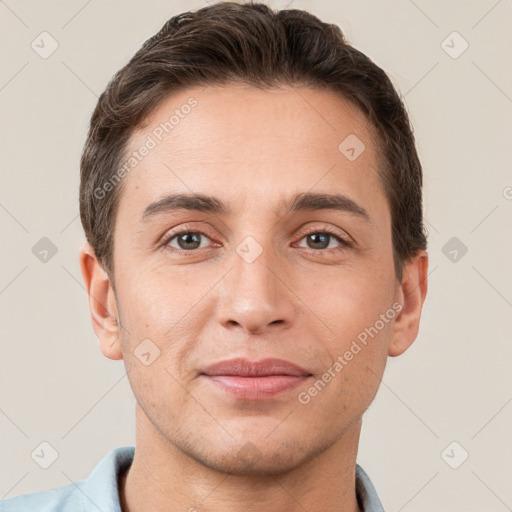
141, 192, 371, 223
285, 192, 370, 222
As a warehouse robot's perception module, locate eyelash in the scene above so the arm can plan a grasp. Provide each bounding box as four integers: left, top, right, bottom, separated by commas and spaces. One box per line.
160, 226, 353, 255
294, 227, 353, 253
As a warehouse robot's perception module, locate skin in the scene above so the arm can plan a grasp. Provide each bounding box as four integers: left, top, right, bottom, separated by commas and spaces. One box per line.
79, 84, 428, 512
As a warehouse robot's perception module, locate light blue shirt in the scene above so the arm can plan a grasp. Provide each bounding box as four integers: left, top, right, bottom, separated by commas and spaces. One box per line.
1, 446, 385, 511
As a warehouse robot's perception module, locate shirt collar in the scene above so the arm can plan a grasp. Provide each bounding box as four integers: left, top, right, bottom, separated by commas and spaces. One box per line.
83, 445, 134, 512
84, 446, 384, 512
355, 463, 386, 511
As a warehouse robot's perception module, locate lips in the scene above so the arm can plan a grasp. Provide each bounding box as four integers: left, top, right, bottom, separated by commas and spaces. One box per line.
202, 357, 311, 377
200, 357, 312, 400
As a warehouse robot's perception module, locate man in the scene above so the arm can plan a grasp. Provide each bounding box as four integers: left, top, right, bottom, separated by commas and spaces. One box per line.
2, 2, 428, 511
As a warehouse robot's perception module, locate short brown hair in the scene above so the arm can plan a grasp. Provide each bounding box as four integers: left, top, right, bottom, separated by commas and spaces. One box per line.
80, 1, 427, 284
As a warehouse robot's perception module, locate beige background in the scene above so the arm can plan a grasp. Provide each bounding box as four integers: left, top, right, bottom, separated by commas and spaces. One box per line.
1, 0, 511, 510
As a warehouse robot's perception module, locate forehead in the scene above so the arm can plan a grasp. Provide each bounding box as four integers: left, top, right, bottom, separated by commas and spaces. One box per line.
116, 84, 387, 223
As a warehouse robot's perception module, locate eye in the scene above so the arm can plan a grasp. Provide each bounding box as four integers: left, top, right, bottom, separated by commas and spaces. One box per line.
160, 227, 352, 255
295, 230, 352, 251
165, 231, 212, 251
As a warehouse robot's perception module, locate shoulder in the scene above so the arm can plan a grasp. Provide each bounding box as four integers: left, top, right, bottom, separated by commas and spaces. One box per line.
0, 446, 135, 512
0, 481, 85, 511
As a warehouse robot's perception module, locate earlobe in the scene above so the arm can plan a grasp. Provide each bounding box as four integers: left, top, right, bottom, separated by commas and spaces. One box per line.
78, 242, 123, 361
388, 250, 429, 357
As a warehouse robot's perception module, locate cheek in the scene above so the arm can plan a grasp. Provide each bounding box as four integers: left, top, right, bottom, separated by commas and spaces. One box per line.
299, 265, 393, 337
116, 264, 204, 330
296, 267, 394, 395
123, 349, 191, 433
115, 268, 218, 376
297, 319, 390, 422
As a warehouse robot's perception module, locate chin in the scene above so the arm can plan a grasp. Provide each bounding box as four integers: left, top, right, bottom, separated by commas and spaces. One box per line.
182, 428, 326, 477
194, 445, 307, 477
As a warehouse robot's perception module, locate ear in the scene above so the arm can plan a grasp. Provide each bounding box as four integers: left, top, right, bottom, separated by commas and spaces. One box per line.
388, 250, 429, 357
79, 241, 122, 360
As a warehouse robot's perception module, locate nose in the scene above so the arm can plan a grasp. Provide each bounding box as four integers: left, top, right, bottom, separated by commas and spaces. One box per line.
216, 245, 295, 335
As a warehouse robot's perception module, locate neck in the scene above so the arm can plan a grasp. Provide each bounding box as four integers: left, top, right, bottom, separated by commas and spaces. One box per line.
120, 405, 363, 512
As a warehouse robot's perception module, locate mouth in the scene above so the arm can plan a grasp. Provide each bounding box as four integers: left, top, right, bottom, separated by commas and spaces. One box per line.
200, 357, 313, 400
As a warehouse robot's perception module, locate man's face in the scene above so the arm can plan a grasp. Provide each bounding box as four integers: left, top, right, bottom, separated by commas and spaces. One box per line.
107, 85, 403, 474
